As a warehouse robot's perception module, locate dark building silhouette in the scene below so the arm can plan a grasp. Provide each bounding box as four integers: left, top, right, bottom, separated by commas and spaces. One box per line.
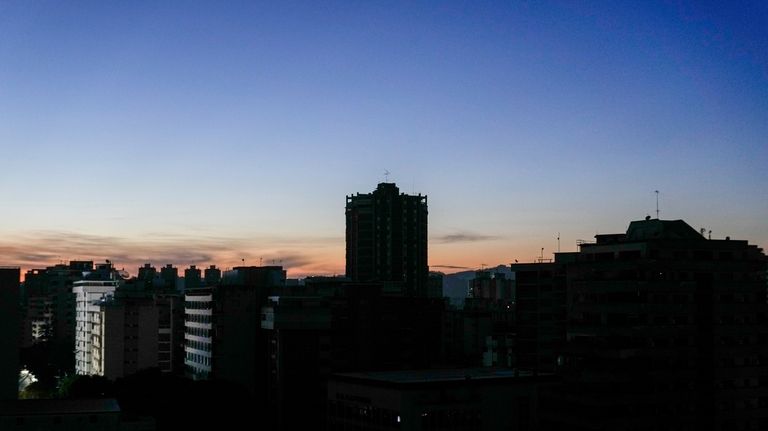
473, 272, 516, 368
213, 266, 285, 401
512, 260, 568, 374
137, 263, 157, 282
470, 270, 515, 301
327, 368, 552, 431
0, 267, 20, 400
184, 265, 202, 291
261, 280, 447, 429
160, 264, 178, 291
427, 271, 444, 298
513, 218, 768, 430
346, 183, 428, 296
262, 295, 332, 430
204, 265, 221, 286
444, 298, 491, 367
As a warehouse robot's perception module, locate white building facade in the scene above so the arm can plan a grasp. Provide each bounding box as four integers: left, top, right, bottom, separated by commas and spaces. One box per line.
73, 280, 119, 375
184, 289, 213, 380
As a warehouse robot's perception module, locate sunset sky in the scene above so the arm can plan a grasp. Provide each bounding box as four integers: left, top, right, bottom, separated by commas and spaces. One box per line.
1, 1, 766, 278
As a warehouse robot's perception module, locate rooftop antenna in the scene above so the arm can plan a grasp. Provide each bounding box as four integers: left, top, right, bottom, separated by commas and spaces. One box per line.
384, 169, 390, 183
557, 233, 561, 253
259, 257, 263, 266
655, 190, 660, 219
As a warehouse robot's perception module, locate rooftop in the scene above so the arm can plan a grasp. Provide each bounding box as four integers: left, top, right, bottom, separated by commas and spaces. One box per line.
333, 368, 549, 385
624, 218, 705, 242
0, 398, 120, 416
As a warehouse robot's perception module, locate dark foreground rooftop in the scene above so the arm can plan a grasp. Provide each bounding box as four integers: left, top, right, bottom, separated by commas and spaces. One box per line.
333, 368, 552, 385
0, 398, 120, 416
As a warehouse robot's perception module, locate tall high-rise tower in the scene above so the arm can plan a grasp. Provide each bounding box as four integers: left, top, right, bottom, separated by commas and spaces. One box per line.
345, 183, 428, 296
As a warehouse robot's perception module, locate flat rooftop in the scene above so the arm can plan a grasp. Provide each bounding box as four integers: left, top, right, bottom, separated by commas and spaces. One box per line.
0, 398, 120, 416
332, 368, 552, 385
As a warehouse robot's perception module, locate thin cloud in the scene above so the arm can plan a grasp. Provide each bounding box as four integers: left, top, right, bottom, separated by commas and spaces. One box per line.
433, 232, 501, 244
431, 264, 472, 270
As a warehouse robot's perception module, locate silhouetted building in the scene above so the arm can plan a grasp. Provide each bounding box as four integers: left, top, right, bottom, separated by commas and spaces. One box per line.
511, 259, 568, 374
471, 270, 514, 301
137, 263, 157, 282
328, 368, 550, 431
0, 267, 20, 400
443, 298, 494, 367
184, 265, 202, 291
213, 266, 285, 400
519, 218, 768, 430
427, 272, 444, 298
261, 281, 448, 429
262, 295, 332, 429
346, 183, 428, 296
160, 264, 178, 291
204, 265, 221, 286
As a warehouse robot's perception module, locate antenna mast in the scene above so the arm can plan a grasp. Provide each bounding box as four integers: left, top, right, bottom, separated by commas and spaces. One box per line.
384, 169, 390, 183
655, 190, 660, 219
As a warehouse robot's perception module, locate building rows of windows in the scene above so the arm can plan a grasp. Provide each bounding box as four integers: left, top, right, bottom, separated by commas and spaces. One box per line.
184, 313, 211, 324
185, 326, 210, 338
184, 300, 212, 310
186, 339, 211, 352
185, 352, 211, 367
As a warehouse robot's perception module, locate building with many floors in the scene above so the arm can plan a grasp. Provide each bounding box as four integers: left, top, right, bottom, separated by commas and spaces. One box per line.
184, 287, 214, 380
346, 183, 428, 296
74, 280, 119, 376
513, 218, 768, 430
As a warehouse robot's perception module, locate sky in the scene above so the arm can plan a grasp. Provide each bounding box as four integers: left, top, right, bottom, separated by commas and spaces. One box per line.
1, 1, 766, 278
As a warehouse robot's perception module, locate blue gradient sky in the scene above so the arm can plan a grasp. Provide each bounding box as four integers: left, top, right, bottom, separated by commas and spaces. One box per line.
1, 1, 766, 276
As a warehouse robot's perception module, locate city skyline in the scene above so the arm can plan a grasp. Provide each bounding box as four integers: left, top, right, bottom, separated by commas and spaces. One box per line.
2, 2, 766, 277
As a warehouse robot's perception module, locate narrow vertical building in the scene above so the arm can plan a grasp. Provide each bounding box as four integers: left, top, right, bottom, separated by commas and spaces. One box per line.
184, 287, 214, 380
73, 280, 119, 376
346, 182, 428, 296
0, 267, 20, 400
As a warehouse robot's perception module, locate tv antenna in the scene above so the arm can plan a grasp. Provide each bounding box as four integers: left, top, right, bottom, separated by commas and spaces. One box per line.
384, 169, 390, 182
655, 190, 660, 219
557, 233, 561, 253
